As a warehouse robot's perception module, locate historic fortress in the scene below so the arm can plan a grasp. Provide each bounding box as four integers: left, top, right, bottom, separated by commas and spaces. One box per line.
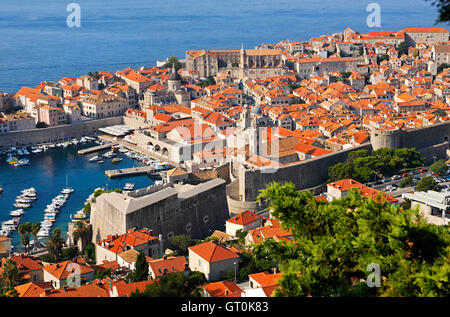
185, 46, 285, 79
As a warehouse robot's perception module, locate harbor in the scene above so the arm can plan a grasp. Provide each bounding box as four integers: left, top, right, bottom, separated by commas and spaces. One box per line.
0, 136, 159, 250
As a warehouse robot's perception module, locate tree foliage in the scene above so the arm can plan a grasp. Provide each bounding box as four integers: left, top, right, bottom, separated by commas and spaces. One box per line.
167, 56, 181, 70
130, 271, 205, 297
256, 181, 450, 297
416, 176, 440, 192
426, 0, 450, 23
131, 251, 149, 283
430, 159, 448, 176
169, 235, 197, 256
328, 147, 425, 183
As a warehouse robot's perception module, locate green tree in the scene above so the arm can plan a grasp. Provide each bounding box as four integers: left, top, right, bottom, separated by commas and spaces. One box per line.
167, 56, 181, 70
379, 54, 389, 62
170, 235, 197, 256
72, 221, 90, 252
85, 243, 96, 261
438, 63, 450, 74
399, 174, 413, 188
130, 271, 205, 297
430, 159, 448, 176
426, 0, 450, 23
416, 176, 440, 192
1, 259, 20, 288
256, 181, 450, 297
36, 122, 48, 129
30, 222, 41, 252
397, 41, 410, 56
199, 76, 216, 88
47, 227, 64, 262
95, 268, 112, 280
131, 251, 149, 283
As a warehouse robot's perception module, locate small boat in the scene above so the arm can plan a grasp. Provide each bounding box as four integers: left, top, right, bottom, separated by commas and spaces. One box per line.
9, 209, 25, 217
97, 160, 104, 164
61, 188, 74, 194
123, 183, 135, 191
112, 158, 123, 164
0, 187, 3, 194
89, 156, 101, 162
14, 203, 31, 209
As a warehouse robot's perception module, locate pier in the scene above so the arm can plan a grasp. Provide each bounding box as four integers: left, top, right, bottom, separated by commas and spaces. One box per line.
78, 143, 115, 155
105, 166, 156, 178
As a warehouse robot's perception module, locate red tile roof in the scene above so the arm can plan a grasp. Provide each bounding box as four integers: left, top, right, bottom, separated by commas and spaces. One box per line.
189, 241, 239, 263
148, 256, 187, 278
226, 211, 264, 226
204, 281, 243, 297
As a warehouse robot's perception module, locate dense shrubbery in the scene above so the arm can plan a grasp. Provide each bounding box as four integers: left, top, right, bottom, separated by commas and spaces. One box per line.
328, 148, 425, 183
254, 182, 450, 297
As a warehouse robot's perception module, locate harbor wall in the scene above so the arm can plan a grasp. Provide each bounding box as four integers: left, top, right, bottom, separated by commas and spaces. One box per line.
0, 116, 124, 149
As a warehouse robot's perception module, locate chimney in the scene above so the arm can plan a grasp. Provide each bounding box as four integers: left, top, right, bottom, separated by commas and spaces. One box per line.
163, 255, 167, 260
273, 267, 277, 274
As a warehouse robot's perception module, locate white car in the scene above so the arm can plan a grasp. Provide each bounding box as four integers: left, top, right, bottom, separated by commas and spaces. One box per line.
391, 175, 401, 180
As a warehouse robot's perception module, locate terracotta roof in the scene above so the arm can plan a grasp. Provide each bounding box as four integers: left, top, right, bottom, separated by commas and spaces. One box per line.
45, 283, 108, 297
188, 241, 239, 263
112, 280, 156, 297
148, 256, 187, 278
249, 271, 282, 288
204, 281, 243, 297
14, 282, 53, 297
43, 259, 94, 280
97, 228, 159, 255
226, 211, 264, 226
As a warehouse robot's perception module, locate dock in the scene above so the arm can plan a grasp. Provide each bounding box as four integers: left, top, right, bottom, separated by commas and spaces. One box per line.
78, 143, 114, 155
105, 166, 156, 178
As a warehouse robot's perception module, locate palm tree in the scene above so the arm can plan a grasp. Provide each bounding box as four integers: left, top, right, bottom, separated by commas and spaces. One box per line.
72, 221, 89, 253
17, 224, 27, 253
47, 228, 64, 262
23, 222, 32, 253
31, 222, 41, 252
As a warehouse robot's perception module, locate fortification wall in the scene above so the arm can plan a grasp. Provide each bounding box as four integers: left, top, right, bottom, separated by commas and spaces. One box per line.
417, 142, 450, 164
0, 116, 123, 149
371, 122, 450, 151
239, 143, 373, 202
90, 179, 230, 247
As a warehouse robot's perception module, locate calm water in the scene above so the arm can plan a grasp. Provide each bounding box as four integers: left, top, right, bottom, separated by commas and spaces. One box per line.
0, 0, 443, 93
0, 143, 156, 249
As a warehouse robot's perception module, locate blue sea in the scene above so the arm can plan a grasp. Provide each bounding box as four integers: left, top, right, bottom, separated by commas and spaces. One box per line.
0, 0, 444, 93
0, 143, 156, 249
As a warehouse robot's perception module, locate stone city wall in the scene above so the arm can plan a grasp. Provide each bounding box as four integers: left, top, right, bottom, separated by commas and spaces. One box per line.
0, 116, 123, 149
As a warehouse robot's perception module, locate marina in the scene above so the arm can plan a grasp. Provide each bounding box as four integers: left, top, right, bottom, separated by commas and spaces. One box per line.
0, 136, 159, 249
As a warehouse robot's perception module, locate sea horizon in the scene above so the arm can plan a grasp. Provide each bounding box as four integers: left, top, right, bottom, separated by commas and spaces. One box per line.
0, 0, 445, 93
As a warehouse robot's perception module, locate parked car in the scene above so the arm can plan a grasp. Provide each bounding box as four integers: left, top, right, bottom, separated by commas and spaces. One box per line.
419, 168, 428, 173
391, 175, 401, 180
381, 178, 391, 183
402, 173, 410, 178
385, 185, 397, 191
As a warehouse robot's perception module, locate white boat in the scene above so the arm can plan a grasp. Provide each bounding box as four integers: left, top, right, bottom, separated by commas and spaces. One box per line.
61, 188, 74, 194
14, 203, 31, 209
89, 156, 101, 162
9, 209, 25, 217
123, 183, 135, 190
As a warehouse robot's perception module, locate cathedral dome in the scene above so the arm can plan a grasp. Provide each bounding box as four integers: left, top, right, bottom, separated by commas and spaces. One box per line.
251, 106, 262, 115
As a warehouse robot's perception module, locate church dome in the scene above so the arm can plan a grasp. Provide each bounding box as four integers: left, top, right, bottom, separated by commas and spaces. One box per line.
251, 106, 262, 115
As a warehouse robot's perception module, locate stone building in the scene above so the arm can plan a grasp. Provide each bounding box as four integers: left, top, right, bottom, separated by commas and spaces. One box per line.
185, 47, 284, 80
90, 179, 230, 247
81, 93, 128, 119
